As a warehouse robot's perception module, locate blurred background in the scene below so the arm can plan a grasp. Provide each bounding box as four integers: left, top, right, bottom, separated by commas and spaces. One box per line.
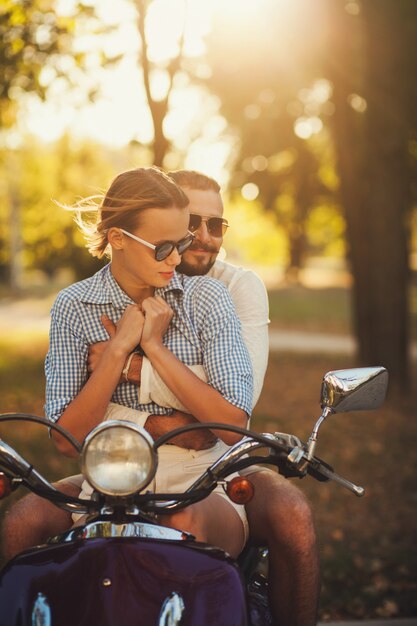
0, 0, 416, 620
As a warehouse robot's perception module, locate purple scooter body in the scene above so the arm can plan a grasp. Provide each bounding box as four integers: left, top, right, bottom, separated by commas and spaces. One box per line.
0, 531, 248, 625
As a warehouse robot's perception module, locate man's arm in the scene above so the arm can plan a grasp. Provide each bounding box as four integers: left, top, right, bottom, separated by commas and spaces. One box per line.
227, 269, 269, 406
145, 412, 217, 449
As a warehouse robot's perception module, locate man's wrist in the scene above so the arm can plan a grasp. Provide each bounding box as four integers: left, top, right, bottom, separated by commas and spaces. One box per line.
125, 353, 142, 386
143, 414, 161, 439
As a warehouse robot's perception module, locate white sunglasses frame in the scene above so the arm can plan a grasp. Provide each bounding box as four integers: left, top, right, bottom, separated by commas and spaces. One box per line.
119, 228, 194, 260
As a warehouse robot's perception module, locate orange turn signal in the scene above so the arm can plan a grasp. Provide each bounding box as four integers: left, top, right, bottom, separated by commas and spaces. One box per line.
0, 473, 12, 499
225, 476, 255, 504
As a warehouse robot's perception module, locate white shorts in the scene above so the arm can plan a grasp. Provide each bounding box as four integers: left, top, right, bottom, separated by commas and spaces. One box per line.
155, 440, 249, 543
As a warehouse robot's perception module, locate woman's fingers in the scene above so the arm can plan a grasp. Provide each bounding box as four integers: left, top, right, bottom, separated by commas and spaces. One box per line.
112, 305, 145, 352
142, 296, 173, 319
141, 297, 173, 347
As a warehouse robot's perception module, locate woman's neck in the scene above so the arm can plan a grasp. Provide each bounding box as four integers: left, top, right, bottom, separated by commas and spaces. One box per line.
110, 264, 154, 305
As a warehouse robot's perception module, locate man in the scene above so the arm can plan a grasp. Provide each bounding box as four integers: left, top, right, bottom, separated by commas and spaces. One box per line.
2, 170, 319, 626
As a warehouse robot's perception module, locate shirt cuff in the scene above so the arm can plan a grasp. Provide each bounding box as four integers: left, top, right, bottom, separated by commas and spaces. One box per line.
138, 356, 153, 405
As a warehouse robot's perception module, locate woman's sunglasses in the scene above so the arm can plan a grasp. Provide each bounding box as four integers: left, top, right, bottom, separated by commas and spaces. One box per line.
188, 214, 229, 238
120, 229, 195, 262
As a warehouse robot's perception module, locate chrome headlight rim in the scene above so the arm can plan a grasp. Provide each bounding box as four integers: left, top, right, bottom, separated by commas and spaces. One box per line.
82, 420, 157, 497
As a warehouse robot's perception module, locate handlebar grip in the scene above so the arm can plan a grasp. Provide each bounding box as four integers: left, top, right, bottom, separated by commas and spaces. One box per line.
313, 463, 365, 497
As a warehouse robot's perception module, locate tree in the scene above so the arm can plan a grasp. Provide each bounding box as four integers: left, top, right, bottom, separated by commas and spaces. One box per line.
135, 0, 186, 167
326, 0, 416, 389
204, 2, 340, 279
0, 136, 119, 282
0, 0, 106, 129
0, 0, 113, 290
204, 0, 415, 389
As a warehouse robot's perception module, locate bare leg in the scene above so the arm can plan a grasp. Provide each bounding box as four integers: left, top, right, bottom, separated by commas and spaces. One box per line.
1, 478, 81, 562
161, 493, 245, 559
245, 470, 320, 626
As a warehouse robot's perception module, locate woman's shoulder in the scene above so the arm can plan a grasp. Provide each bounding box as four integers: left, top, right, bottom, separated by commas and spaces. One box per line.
53, 266, 109, 310
181, 275, 234, 320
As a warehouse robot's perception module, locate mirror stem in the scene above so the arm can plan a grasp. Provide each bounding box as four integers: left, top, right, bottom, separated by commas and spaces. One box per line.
307, 407, 333, 459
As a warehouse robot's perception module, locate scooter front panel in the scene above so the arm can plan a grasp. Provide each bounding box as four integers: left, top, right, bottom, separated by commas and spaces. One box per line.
0, 537, 248, 625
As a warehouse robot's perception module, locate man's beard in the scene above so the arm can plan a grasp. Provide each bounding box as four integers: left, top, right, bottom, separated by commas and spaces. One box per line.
176, 241, 218, 276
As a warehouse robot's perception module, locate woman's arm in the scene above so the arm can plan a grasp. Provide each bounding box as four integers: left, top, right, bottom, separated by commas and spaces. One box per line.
51, 305, 145, 457
140, 294, 251, 446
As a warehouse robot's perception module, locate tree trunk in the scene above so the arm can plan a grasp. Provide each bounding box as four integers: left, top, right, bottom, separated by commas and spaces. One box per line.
328, 0, 412, 390
357, 1, 411, 386
136, 0, 174, 167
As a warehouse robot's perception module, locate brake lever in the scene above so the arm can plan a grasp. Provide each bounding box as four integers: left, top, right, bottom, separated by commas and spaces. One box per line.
308, 462, 365, 497
286, 446, 365, 497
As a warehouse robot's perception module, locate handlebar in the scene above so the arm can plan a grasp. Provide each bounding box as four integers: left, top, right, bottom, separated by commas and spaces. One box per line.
0, 415, 366, 515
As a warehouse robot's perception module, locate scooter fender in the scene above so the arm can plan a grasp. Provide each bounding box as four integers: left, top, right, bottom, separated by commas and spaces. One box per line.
0, 537, 248, 625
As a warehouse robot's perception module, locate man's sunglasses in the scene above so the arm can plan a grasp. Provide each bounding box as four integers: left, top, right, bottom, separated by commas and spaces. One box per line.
188, 214, 229, 237
120, 228, 195, 261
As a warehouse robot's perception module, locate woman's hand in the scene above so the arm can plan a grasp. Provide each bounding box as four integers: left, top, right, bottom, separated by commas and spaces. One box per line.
110, 304, 145, 355
140, 296, 173, 352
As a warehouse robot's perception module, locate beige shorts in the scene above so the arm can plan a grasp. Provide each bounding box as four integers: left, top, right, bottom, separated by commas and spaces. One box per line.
72, 440, 248, 544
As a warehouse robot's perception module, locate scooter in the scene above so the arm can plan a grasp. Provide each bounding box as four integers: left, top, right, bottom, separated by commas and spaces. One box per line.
0, 366, 388, 625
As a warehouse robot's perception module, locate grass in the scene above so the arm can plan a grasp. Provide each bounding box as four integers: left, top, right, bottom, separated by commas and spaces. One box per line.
268, 281, 417, 339
0, 335, 79, 536
0, 286, 416, 620
268, 286, 352, 334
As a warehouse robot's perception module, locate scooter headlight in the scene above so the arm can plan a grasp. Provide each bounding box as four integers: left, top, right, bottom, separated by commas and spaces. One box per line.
82, 420, 157, 496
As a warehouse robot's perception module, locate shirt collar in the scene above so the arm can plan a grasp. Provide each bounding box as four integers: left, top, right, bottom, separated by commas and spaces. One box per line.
80, 264, 134, 309
80, 264, 184, 308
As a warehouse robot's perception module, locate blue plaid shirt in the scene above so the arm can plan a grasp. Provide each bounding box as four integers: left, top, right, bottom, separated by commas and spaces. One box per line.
45, 264, 253, 423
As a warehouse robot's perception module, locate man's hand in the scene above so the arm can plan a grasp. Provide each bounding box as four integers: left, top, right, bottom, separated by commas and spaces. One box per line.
145, 411, 218, 450
87, 315, 142, 385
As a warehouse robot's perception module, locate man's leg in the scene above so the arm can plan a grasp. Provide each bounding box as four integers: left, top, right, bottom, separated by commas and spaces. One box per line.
245, 470, 320, 626
1, 478, 81, 562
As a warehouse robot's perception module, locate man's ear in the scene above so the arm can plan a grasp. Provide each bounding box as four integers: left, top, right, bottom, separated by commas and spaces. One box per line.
107, 227, 124, 250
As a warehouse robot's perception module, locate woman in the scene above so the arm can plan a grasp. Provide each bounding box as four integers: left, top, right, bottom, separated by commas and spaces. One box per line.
45, 167, 253, 557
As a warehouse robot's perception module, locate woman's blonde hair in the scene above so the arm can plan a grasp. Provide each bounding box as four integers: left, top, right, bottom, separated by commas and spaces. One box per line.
67, 167, 189, 258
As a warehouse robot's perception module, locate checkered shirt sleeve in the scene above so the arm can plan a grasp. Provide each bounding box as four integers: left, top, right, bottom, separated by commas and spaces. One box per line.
175, 276, 253, 416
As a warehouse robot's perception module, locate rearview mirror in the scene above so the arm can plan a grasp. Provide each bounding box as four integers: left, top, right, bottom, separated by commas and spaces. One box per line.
320, 367, 388, 413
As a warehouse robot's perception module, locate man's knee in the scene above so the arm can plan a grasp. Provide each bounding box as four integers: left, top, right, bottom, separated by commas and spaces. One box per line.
3, 493, 44, 532
246, 470, 316, 549
2, 493, 47, 561
2, 479, 77, 562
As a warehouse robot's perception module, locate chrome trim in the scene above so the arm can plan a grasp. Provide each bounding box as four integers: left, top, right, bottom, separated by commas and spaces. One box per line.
158, 592, 185, 625
32, 592, 51, 626
47, 520, 192, 544
0, 441, 87, 514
